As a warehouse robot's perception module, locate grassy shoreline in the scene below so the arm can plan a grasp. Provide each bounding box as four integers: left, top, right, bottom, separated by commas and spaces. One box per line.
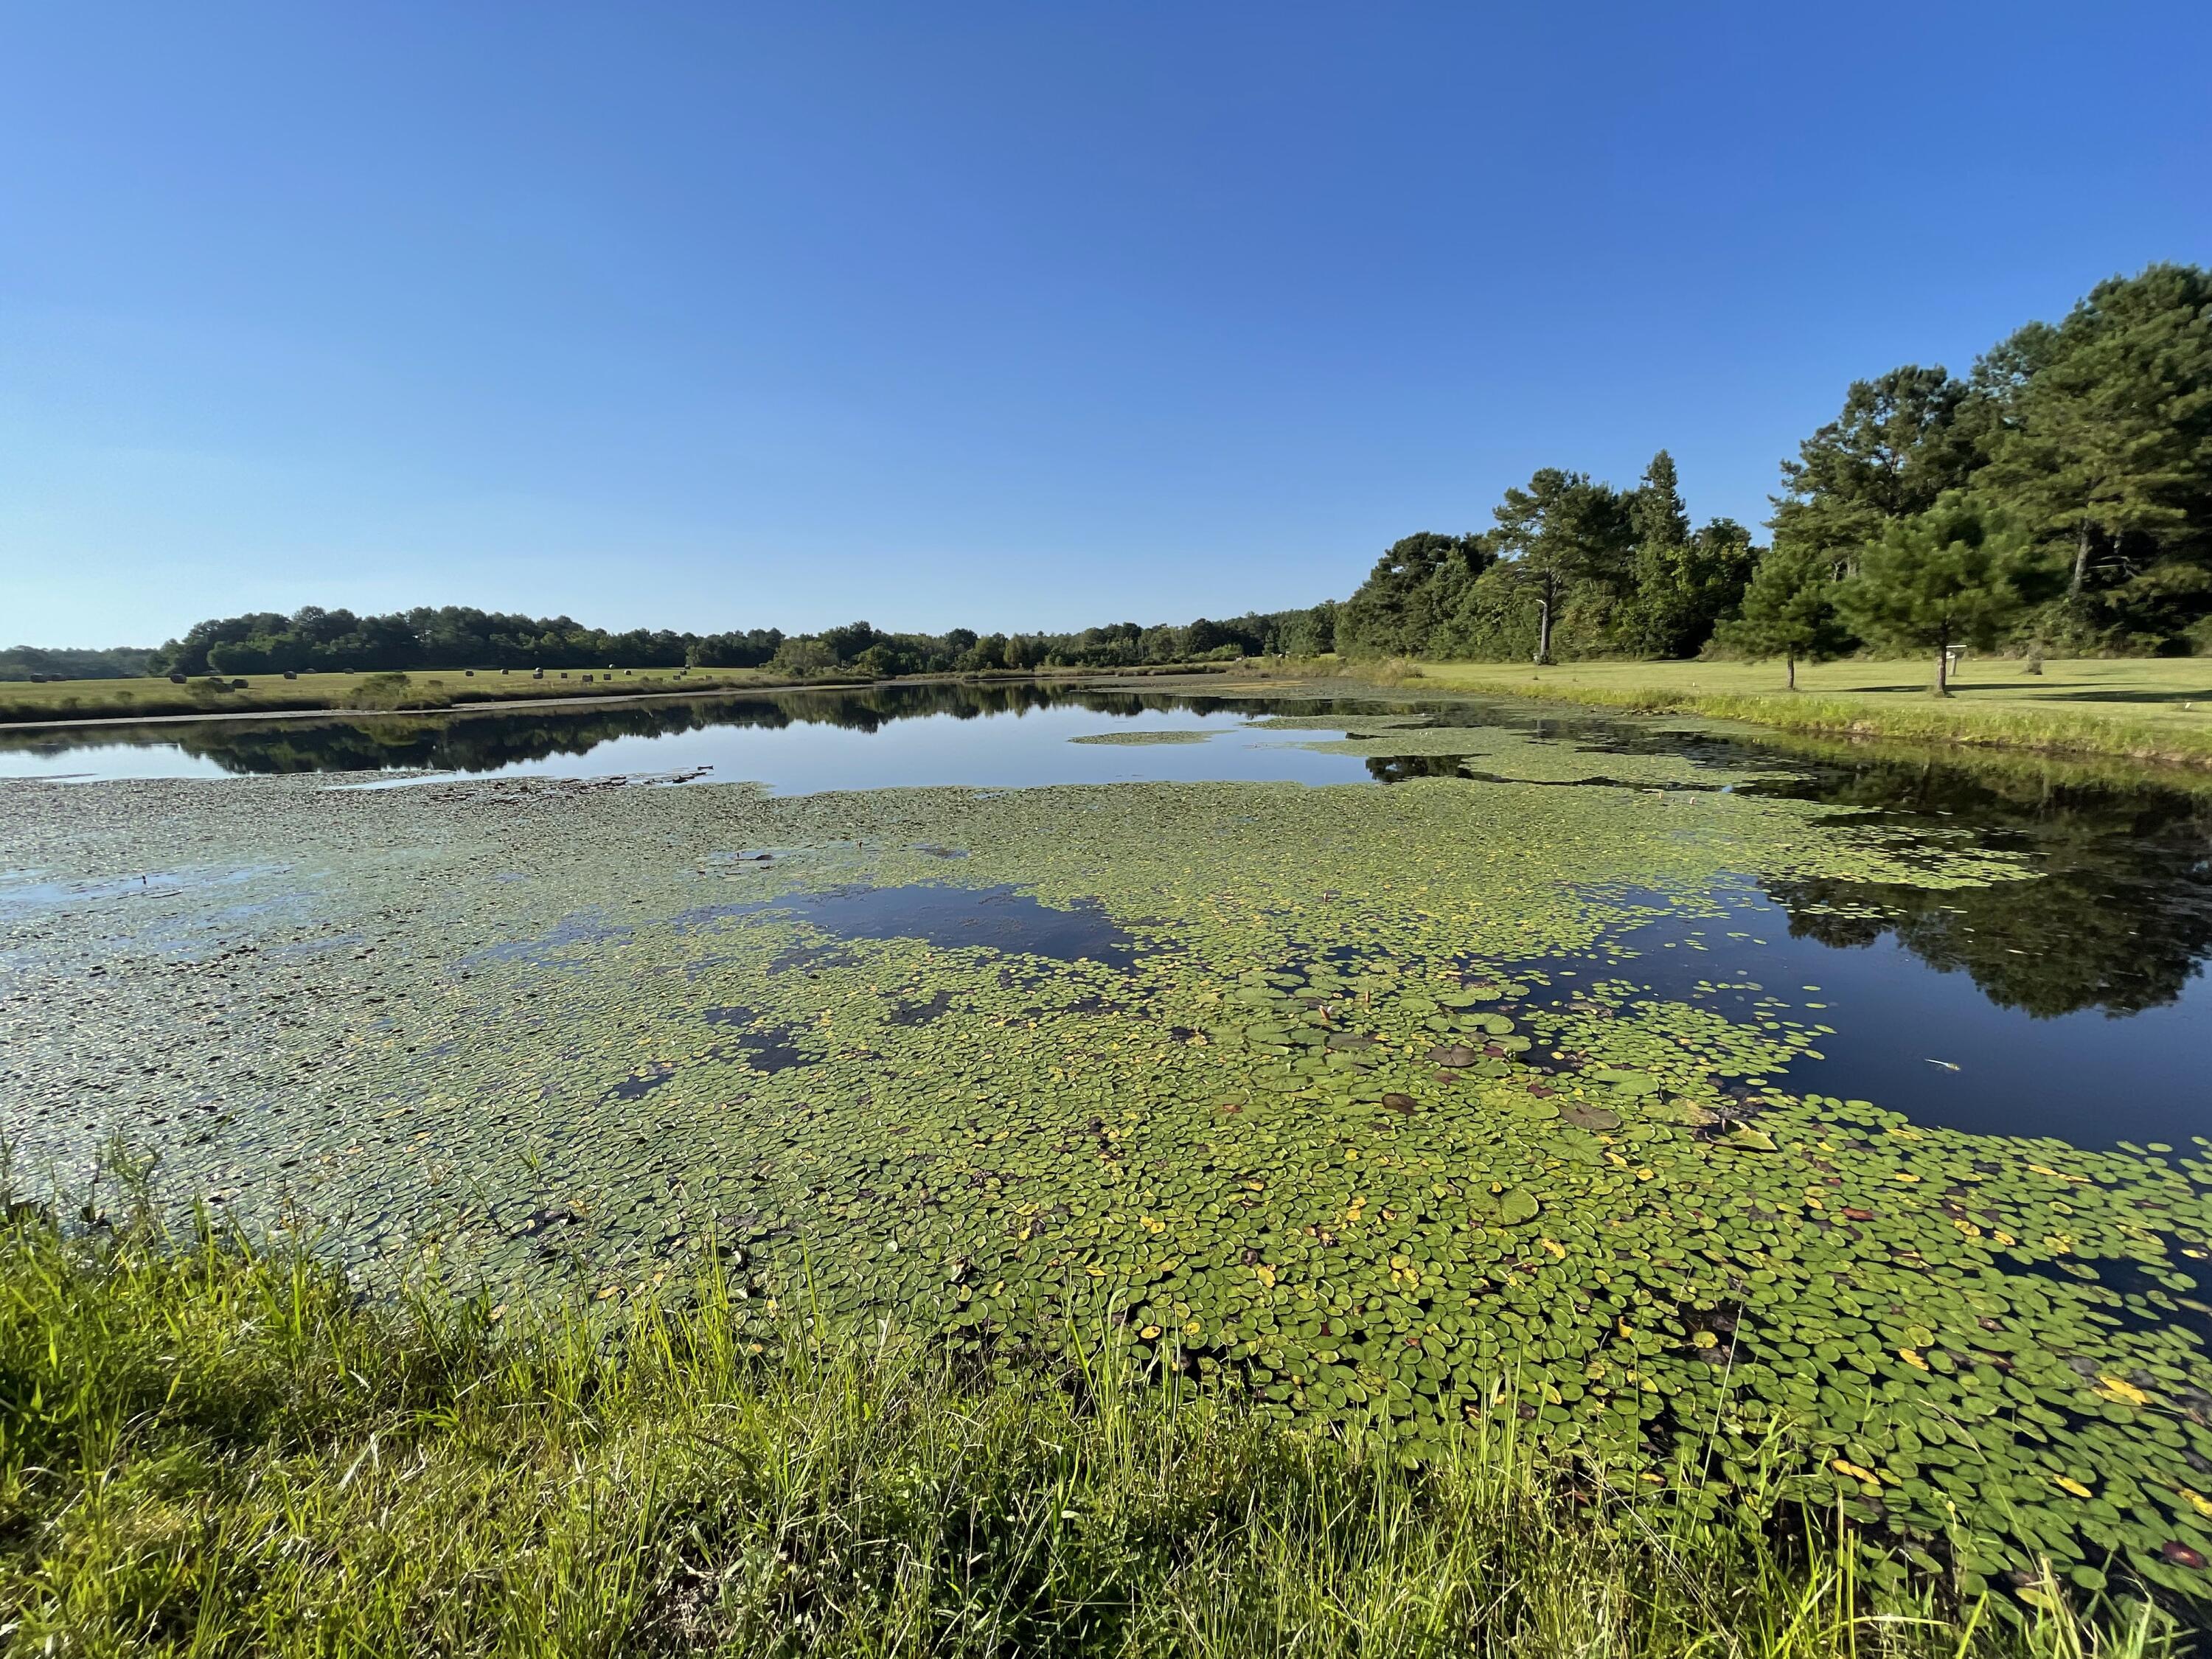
1, 1205, 2180, 1658
1231, 658, 2212, 772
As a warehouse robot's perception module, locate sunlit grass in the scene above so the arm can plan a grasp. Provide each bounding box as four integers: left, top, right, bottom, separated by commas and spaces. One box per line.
1242, 658, 2212, 770
0, 667, 831, 724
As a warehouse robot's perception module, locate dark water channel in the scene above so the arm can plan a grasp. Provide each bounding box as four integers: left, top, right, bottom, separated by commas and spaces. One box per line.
5, 679, 2208, 1149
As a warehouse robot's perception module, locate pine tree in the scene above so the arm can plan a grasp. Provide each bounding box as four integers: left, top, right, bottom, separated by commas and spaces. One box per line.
1975, 265, 2212, 641
1630, 450, 1691, 551
1624, 451, 1756, 661
1492, 470, 1635, 664
1769, 366, 1975, 577
1718, 542, 1847, 689
1834, 494, 2059, 695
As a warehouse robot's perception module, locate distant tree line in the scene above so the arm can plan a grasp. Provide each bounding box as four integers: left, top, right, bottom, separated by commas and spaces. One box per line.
0, 645, 157, 682
1337, 263, 2212, 684
142, 604, 1340, 680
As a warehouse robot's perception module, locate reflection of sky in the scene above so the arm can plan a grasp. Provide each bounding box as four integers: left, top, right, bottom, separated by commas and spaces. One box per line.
1553, 885, 2211, 1148
2, 706, 1388, 791
0, 739, 237, 781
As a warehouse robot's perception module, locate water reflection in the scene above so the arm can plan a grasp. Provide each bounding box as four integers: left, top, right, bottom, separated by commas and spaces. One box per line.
1753, 750, 2212, 1021
1, 682, 1237, 777
1366, 730, 2212, 1030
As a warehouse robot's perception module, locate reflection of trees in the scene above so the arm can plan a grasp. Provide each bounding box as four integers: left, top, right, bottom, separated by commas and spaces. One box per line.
1759, 757, 2212, 1018
8, 684, 1382, 777
1363, 755, 1470, 784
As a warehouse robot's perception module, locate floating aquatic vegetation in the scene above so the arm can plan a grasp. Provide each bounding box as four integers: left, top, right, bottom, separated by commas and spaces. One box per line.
1307, 727, 1748, 785
1, 707, 2207, 1603
1068, 729, 1214, 746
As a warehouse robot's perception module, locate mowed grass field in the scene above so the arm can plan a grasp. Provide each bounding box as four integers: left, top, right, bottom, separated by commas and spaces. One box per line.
1316, 658, 2212, 771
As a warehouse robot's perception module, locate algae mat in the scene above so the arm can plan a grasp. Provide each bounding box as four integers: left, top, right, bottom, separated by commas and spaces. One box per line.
4, 757, 2211, 1602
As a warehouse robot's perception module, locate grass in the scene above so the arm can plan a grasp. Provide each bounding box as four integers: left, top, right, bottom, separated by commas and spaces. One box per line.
1234, 658, 2212, 771
0, 1196, 2186, 1658
0, 667, 835, 725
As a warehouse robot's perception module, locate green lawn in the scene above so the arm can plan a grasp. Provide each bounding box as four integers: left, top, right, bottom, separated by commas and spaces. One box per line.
1317, 658, 2212, 771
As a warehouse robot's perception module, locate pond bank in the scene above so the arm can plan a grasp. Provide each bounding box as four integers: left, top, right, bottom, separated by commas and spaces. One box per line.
0, 1205, 2167, 1656
1226, 660, 2212, 773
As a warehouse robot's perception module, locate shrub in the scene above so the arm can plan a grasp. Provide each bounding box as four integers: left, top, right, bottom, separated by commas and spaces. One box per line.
341, 672, 453, 712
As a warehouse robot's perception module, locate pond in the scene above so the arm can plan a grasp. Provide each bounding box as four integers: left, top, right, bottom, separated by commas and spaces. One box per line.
4, 675, 2211, 1602
0, 682, 1400, 789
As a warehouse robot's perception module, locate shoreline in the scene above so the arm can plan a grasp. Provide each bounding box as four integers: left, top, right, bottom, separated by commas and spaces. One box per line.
0, 665, 1230, 735
1214, 661, 2212, 773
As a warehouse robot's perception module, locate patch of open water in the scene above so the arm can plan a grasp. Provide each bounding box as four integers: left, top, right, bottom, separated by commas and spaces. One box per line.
772, 883, 1140, 970
1509, 882, 2212, 1148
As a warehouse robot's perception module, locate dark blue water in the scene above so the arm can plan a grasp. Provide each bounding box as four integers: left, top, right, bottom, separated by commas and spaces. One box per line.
773, 883, 1139, 970
1522, 885, 2210, 1148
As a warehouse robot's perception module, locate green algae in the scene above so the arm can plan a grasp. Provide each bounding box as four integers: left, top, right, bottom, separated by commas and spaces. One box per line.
1067, 729, 1214, 745
1, 726, 2206, 1604
1276, 723, 1769, 789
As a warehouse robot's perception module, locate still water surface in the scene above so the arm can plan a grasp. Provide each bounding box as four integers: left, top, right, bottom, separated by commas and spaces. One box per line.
0, 685, 1377, 789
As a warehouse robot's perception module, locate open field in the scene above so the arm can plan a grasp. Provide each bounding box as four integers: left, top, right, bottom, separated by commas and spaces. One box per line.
1237, 658, 2212, 771
1, 1203, 2174, 1658
0, 662, 1228, 728
0, 666, 826, 724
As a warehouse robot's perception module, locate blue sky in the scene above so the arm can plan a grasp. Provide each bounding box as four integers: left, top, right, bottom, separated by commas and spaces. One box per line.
4, 4, 2207, 647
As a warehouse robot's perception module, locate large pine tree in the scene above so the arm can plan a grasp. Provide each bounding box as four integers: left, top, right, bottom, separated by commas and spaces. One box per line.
1769, 366, 1977, 578
1973, 265, 2212, 647
1621, 451, 1756, 658
1490, 470, 1635, 664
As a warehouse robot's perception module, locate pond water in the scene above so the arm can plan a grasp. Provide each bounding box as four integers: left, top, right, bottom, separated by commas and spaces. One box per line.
5, 676, 2212, 1601
0, 684, 1391, 789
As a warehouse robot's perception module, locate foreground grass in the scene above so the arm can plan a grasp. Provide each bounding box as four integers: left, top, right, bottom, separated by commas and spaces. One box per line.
0, 1211, 2185, 1658
1360, 658, 2212, 771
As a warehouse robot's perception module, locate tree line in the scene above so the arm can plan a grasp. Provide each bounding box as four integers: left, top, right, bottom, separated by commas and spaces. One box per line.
1337, 263, 2212, 686
140, 603, 1340, 681
0, 645, 158, 682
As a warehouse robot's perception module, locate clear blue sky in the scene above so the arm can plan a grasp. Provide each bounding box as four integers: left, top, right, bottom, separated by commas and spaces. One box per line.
4, 3, 2207, 647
